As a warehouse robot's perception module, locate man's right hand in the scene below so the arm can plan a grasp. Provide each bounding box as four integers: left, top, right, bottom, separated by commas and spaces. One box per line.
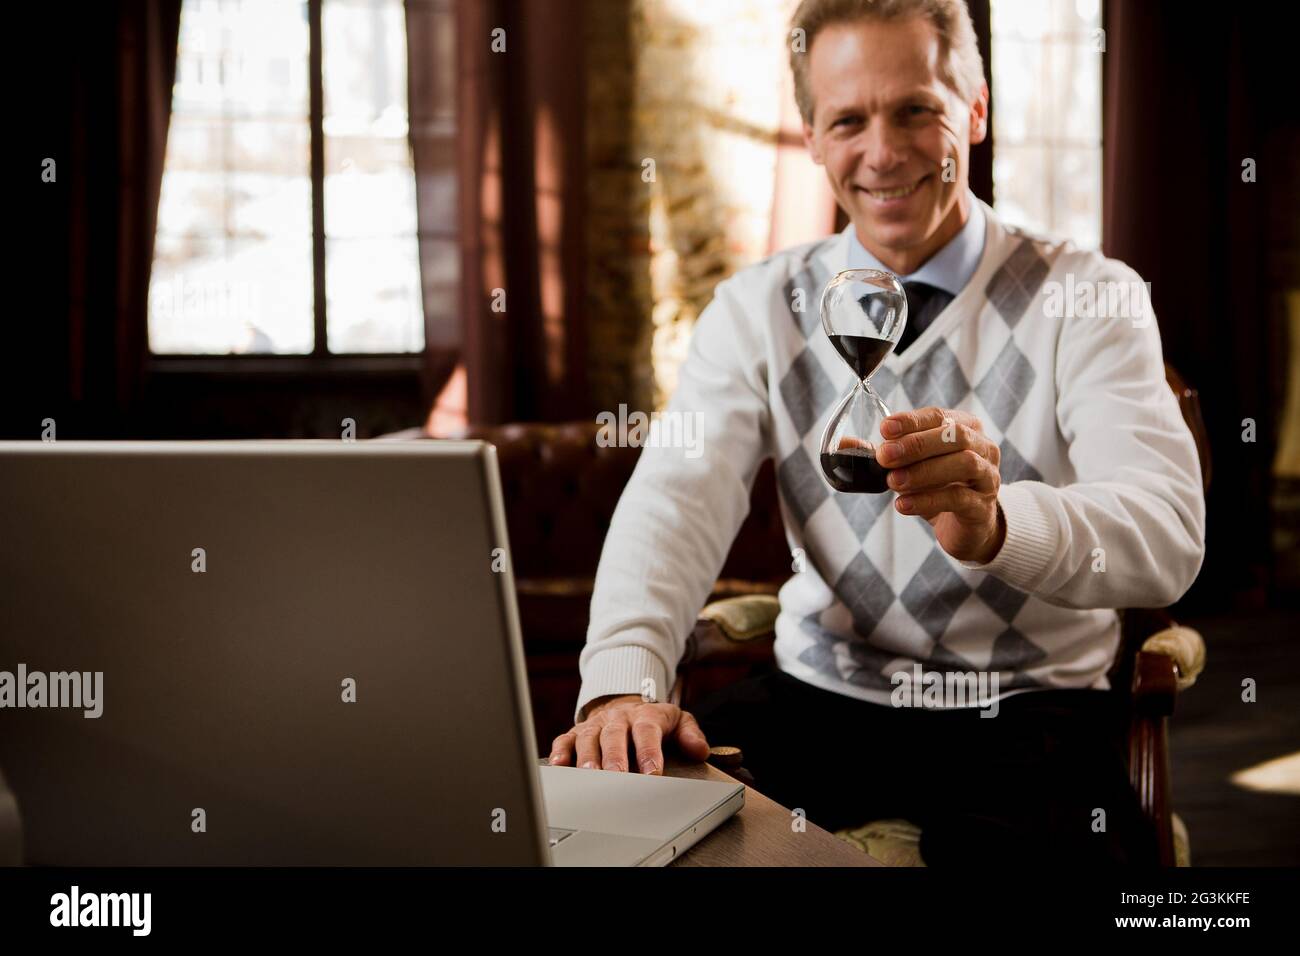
548, 694, 711, 775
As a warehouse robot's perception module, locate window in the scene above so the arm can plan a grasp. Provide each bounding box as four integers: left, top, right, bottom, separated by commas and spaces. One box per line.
149, 0, 426, 356
991, 0, 1103, 248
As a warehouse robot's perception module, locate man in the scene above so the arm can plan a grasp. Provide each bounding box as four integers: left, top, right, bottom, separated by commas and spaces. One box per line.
549, 0, 1206, 865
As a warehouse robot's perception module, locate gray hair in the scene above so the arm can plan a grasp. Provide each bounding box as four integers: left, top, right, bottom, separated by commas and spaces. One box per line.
790, 0, 985, 125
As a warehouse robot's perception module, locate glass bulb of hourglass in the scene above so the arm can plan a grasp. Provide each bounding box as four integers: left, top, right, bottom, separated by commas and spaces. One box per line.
821, 383, 893, 493
817, 269, 908, 494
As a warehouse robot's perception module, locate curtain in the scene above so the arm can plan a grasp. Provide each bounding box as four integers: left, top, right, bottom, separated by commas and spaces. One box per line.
1102, 0, 1278, 602
419, 0, 588, 431
405, 0, 463, 413
42, 0, 182, 434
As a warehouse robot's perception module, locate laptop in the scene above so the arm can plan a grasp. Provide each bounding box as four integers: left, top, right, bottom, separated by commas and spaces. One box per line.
0, 440, 743, 866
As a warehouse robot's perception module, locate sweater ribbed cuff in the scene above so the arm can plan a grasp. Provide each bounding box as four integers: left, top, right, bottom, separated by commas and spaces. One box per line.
958, 481, 1059, 592
574, 644, 670, 725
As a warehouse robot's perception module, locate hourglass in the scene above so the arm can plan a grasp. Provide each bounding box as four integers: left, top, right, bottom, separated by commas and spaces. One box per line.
818, 269, 908, 494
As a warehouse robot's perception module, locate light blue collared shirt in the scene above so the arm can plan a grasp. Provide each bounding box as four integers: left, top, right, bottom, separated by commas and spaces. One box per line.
845, 193, 986, 297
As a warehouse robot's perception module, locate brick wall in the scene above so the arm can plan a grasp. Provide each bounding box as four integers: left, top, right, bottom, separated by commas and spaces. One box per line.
585, 0, 799, 414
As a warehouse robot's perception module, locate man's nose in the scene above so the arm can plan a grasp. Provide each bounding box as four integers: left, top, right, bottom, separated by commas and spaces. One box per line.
861, 118, 910, 175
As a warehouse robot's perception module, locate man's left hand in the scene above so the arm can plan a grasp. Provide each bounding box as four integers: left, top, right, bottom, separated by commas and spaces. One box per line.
875, 406, 1005, 564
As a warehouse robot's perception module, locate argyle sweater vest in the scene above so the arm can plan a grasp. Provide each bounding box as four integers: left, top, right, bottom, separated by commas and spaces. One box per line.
574, 201, 1205, 720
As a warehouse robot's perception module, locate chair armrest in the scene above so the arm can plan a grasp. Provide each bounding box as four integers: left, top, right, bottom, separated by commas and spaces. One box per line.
1129, 651, 1178, 865
1139, 625, 1206, 692
1131, 649, 1179, 716
699, 594, 780, 641
677, 595, 779, 721
681, 595, 779, 668
1127, 619, 1204, 867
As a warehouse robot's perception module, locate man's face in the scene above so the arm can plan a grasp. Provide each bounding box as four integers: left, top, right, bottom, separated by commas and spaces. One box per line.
801, 16, 988, 273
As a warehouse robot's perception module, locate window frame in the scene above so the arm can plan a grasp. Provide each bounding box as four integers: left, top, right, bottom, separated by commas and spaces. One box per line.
988, 0, 1105, 248
147, 0, 429, 376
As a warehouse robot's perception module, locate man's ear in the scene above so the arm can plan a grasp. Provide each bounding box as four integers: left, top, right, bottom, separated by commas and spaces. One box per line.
802, 120, 824, 165
968, 81, 989, 146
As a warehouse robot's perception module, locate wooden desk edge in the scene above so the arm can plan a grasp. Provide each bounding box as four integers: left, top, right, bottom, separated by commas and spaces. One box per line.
663, 759, 884, 867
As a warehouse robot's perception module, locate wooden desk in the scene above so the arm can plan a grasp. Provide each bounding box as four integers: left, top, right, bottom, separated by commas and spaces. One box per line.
663, 759, 883, 867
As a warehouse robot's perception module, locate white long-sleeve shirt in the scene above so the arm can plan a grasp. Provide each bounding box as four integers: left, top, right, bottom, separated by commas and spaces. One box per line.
574, 199, 1206, 721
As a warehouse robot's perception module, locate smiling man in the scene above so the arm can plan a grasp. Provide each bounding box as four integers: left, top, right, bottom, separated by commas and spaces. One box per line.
550, 0, 1206, 865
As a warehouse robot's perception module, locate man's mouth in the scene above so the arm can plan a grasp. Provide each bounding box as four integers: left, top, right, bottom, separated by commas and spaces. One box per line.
859, 175, 929, 201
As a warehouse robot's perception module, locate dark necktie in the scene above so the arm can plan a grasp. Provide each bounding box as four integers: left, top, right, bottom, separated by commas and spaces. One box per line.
896, 281, 954, 356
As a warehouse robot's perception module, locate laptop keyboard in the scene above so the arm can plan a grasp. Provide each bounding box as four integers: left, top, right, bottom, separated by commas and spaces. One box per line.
548, 827, 576, 847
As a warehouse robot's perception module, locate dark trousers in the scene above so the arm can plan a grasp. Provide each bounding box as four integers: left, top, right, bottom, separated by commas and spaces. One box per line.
692, 669, 1160, 866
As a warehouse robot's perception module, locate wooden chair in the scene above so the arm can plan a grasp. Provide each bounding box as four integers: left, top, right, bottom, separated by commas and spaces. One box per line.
674, 363, 1212, 866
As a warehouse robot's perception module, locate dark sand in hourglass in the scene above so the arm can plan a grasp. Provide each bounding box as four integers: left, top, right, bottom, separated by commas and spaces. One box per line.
821, 445, 891, 494
829, 334, 894, 380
